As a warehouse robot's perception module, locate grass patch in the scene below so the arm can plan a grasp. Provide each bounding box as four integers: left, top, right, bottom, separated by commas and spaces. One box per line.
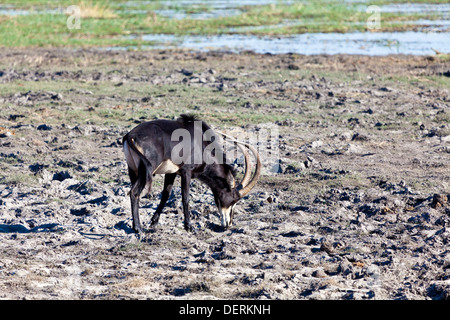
0, 0, 448, 48
369, 0, 450, 5
0, 170, 38, 186
76, 1, 118, 19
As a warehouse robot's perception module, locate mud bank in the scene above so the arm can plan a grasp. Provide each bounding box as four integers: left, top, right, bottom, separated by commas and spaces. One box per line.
0, 49, 449, 299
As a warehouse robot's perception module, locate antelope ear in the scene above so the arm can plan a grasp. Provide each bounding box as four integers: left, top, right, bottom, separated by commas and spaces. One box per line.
226, 170, 236, 189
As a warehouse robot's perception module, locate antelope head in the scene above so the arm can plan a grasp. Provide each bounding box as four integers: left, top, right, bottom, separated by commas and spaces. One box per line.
201, 133, 261, 229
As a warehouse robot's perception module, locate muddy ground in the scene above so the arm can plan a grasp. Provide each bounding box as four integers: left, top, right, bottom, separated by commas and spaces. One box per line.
0, 49, 449, 300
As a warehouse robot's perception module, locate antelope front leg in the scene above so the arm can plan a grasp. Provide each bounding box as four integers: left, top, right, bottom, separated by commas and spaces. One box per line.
151, 173, 176, 228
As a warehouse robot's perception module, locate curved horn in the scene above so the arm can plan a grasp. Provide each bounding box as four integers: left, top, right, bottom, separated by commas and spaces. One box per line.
218, 132, 251, 188
234, 142, 252, 188
237, 142, 261, 197
218, 131, 261, 197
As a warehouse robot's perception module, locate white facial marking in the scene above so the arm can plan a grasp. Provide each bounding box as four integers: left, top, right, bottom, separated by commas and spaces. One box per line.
220, 204, 236, 228
220, 206, 232, 228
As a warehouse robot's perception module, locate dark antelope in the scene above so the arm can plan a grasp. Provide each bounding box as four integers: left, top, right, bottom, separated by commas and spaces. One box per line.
122, 115, 261, 233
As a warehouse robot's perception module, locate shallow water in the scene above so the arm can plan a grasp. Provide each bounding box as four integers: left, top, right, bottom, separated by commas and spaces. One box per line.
0, 8, 30, 16
379, 3, 450, 16
124, 0, 294, 20
0, 7, 62, 16
1, 1, 449, 56
134, 31, 450, 55
129, 0, 450, 20
125, 0, 290, 7
403, 19, 450, 32
154, 8, 242, 20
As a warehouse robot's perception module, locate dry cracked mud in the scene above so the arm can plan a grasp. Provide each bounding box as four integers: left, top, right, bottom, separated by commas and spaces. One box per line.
0, 49, 449, 299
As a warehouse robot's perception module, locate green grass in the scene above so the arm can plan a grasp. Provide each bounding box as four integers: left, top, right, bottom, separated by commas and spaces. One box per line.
0, 172, 39, 185
0, 0, 448, 48
368, 0, 449, 4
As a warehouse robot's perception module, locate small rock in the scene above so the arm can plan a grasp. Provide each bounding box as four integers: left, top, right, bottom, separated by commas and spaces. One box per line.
8, 114, 25, 121
68, 180, 97, 195
275, 119, 294, 126
312, 269, 328, 278
340, 131, 353, 141
181, 69, 193, 76
428, 281, 450, 300
290, 205, 310, 212
320, 241, 335, 254
51, 93, 63, 100
52, 170, 72, 181
70, 207, 90, 217
0, 129, 14, 138
29, 163, 47, 173
346, 143, 364, 154
352, 133, 369, 141
304, 156, 318, 168
408, 212, 431, 224
39, 169, 53, 184
379, 86, 394, 92
338, 260, 354, 276
311, 140, 323, 148
85, 195, 110, 206
218, 83, 228, 91
281, 230, 304, 238
37, 124, 52, 131
431, 194, 448, 208
243, 101, 254, 109
283, 163, 304, 175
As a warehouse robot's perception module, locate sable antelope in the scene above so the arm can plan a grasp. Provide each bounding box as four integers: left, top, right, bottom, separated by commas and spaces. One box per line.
122, 114, 261, 233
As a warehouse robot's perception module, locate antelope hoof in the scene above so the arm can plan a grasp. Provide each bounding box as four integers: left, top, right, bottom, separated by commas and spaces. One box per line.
150, 221, 160, 231
184, 223, 195, 233
150, 215, 160, 228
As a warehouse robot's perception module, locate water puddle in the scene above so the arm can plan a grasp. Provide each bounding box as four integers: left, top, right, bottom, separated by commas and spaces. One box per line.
123, 0, 450, 55
378, 3, 450, 16
2, 1, 449, 19
123, 1, 450, 20
125, 0, 287, 7
1, 1, 448, 55
228, 18, 449, 33
403, 19, 450, 32
123, 0, 294, 20
153, 8, 242, 20
0, 6, 62, 16
129, 31, 449, 55
0, 8, 30, 16
150, 0, 450, 21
